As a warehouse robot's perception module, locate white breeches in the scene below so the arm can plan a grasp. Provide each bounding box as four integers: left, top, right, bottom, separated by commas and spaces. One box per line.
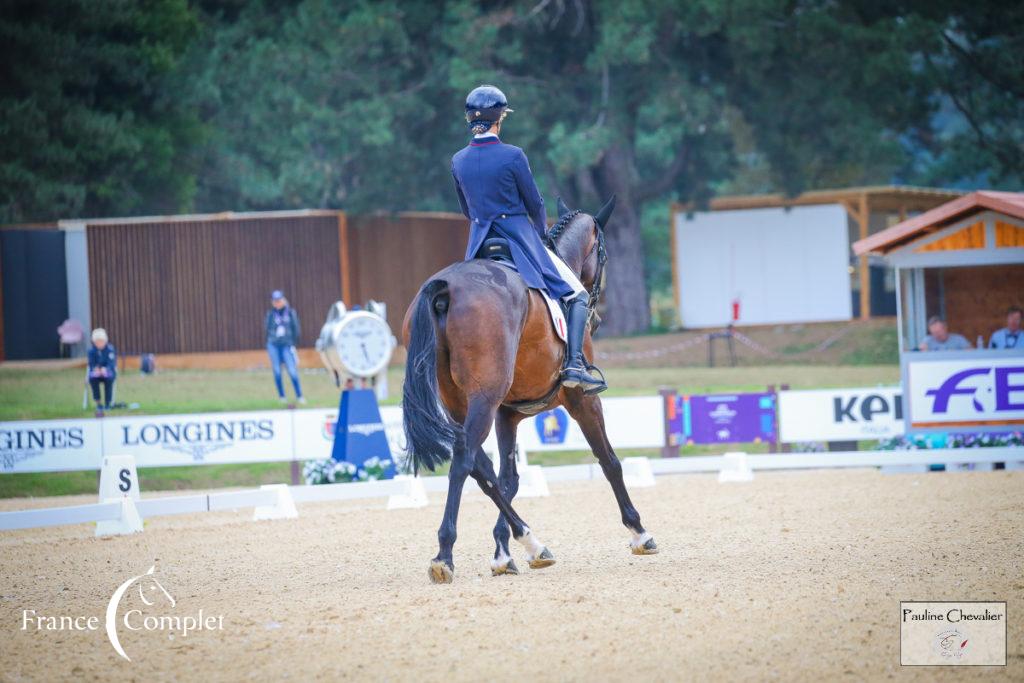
544, 245, 586, 300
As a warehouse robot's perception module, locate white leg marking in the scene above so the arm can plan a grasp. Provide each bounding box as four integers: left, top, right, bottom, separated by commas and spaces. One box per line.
630, 530, 653, 549
515, 526, 545, 558
490, 549, 513, 570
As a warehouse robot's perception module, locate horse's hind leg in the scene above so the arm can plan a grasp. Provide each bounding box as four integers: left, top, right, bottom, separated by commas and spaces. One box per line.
490, 407, 524, 575
469, 446, 555, 571
429, 396, 494, 584
562, 391, 659, 555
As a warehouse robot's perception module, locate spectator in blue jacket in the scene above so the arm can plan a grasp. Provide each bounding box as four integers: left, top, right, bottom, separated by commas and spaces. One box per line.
87, 328, 117, 410
265, 290, 305, 404
989, 306, 1022, 350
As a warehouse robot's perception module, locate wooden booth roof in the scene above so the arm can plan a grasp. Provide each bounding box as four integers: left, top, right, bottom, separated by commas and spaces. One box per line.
679, 185, 963, 213
853, 191, 1024, 256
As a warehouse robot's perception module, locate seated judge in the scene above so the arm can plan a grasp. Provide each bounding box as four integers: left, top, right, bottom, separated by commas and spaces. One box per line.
989, 306, 1022, 350
87, 328, 117, 410
918, 316, 971, 351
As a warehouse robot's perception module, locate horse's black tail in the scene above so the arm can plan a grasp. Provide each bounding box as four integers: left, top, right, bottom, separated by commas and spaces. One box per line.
402, 280, 463, 474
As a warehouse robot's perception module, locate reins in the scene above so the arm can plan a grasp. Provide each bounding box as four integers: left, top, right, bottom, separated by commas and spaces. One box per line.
544, 210, 608, 325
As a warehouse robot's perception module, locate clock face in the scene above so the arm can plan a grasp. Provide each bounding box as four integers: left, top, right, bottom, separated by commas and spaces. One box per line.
337, 312, 393, 377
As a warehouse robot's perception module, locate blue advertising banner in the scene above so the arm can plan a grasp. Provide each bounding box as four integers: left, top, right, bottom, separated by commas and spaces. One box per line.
678, 392, 776, 444
330, 389, 395, 477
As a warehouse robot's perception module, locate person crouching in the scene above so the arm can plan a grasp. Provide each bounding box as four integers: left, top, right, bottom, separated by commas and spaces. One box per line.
87, 328, 117, 411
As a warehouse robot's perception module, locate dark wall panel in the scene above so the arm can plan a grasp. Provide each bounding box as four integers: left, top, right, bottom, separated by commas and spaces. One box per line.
87, 216, 342, 354
0, 230, 68, 360
347, 214, 469, 332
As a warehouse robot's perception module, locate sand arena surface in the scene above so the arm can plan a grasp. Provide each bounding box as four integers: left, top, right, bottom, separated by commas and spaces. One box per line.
0, 468, 1021, 681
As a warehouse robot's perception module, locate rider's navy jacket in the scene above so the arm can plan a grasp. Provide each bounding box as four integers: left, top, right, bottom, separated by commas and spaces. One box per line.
451, 135, 574, 299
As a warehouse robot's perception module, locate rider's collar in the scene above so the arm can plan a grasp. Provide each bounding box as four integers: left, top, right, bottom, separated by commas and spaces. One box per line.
470, 134, 500, 146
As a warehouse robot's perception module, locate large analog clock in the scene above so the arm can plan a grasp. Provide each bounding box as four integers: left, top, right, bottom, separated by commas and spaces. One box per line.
334, 310, 393, 378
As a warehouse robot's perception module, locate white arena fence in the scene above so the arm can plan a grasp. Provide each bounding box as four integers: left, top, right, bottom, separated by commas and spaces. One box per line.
2, 447, 1020, 534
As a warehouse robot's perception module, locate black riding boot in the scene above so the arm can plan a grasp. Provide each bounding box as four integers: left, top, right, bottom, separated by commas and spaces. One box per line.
560, 293, 607, 394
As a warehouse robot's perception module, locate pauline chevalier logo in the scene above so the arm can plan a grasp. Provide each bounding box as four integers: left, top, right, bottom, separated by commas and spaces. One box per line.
900, 601, 1005, 666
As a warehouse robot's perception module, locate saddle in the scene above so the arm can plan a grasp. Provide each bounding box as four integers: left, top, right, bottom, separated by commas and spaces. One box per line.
478, 236, 513, 264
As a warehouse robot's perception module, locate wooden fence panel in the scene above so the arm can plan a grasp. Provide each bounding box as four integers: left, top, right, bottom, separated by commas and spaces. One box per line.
87, 215, 342, 354
347, 213, 469, 332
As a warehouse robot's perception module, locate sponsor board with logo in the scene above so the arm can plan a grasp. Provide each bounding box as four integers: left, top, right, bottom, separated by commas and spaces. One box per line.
904, 352, 1024, 431
900, 601, 1006, 666
102, 411, 293, 467
0, 419, 103, 473
778, 387, 904, 442
523, 397, 664, 453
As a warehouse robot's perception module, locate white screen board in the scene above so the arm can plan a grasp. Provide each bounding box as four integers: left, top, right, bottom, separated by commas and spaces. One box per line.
674, 204, 853, 327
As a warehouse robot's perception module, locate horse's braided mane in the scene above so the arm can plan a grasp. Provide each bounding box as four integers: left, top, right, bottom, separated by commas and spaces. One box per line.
544, 209, 581, 252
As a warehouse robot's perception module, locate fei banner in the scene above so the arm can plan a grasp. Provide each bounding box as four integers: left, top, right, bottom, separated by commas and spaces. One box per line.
778, 387, 904, 442
906, 354, 1024, 430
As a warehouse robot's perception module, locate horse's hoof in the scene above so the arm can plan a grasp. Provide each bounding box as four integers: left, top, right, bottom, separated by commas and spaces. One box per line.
491, 559, 519, 576
528, 547, 556, 569
428, 559, 454, 584
631, 537, 659, 555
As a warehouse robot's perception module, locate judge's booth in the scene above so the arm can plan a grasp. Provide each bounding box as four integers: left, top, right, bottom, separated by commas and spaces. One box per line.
854, 191, 1024, 435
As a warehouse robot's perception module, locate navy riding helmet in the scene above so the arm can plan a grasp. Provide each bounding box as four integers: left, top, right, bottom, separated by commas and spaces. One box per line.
465, 85, 513, 132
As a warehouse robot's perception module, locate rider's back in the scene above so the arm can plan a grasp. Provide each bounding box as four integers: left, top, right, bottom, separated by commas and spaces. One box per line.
451, 141, 532, 223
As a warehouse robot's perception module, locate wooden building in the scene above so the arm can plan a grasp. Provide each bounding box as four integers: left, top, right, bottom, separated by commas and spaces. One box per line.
0, 210, 469, 362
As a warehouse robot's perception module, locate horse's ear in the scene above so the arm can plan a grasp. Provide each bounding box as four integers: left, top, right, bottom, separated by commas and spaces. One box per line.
556, 196, 571, 218
594, 194, 616, 227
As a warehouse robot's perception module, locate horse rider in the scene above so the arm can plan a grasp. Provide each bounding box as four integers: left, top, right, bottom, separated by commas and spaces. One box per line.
451, 84, 606, 393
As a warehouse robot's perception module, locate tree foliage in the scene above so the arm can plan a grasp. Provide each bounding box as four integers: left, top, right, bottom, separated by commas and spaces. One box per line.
2, 0, 1021, 331
0, 0, 199, 222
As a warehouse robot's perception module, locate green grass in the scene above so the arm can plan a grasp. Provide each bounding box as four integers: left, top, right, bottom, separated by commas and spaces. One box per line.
0, 364, 898, 421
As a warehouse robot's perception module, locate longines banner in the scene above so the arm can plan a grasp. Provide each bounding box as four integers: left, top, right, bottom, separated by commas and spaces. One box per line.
0, 397, 666, 473
102, 411, 294, 468
0, 419, 104, 473
778, 387, 904, 442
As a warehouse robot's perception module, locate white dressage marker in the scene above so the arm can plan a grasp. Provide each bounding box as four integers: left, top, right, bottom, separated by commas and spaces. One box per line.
516, 464, 550, 498
718, 451, 754, 483
387, 475, 429, 510
252, 484, 299, 521
621, 457, 656, 488
96, 454, 144, 536
96, 497, 144, 537
98, 454, 141, 502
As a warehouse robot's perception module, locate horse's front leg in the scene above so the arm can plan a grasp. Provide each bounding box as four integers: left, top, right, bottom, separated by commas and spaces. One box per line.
561, 391, 659, 555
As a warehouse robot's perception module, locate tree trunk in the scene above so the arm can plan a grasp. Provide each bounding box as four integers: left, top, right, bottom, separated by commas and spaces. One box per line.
599, 197, 651, 336
592, 144, 651, 337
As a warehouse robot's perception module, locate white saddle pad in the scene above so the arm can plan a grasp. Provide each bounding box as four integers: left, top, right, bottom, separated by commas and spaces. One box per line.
541, 292, 568, 343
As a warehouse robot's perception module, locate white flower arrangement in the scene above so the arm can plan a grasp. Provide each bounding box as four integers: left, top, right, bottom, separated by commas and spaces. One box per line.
302, 456, 392, 485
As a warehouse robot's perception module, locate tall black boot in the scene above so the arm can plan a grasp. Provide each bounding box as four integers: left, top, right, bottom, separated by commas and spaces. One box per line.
560, 293, 607, 394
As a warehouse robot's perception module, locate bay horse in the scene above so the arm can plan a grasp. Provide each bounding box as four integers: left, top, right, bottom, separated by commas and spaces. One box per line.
401, 196, 658, 584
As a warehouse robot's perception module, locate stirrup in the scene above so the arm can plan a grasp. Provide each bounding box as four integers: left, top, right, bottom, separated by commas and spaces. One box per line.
581, 363, 607, 395
560, 362, 607, 394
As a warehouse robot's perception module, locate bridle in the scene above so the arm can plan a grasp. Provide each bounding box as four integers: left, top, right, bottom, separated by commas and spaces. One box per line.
545, 210, 608, 324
